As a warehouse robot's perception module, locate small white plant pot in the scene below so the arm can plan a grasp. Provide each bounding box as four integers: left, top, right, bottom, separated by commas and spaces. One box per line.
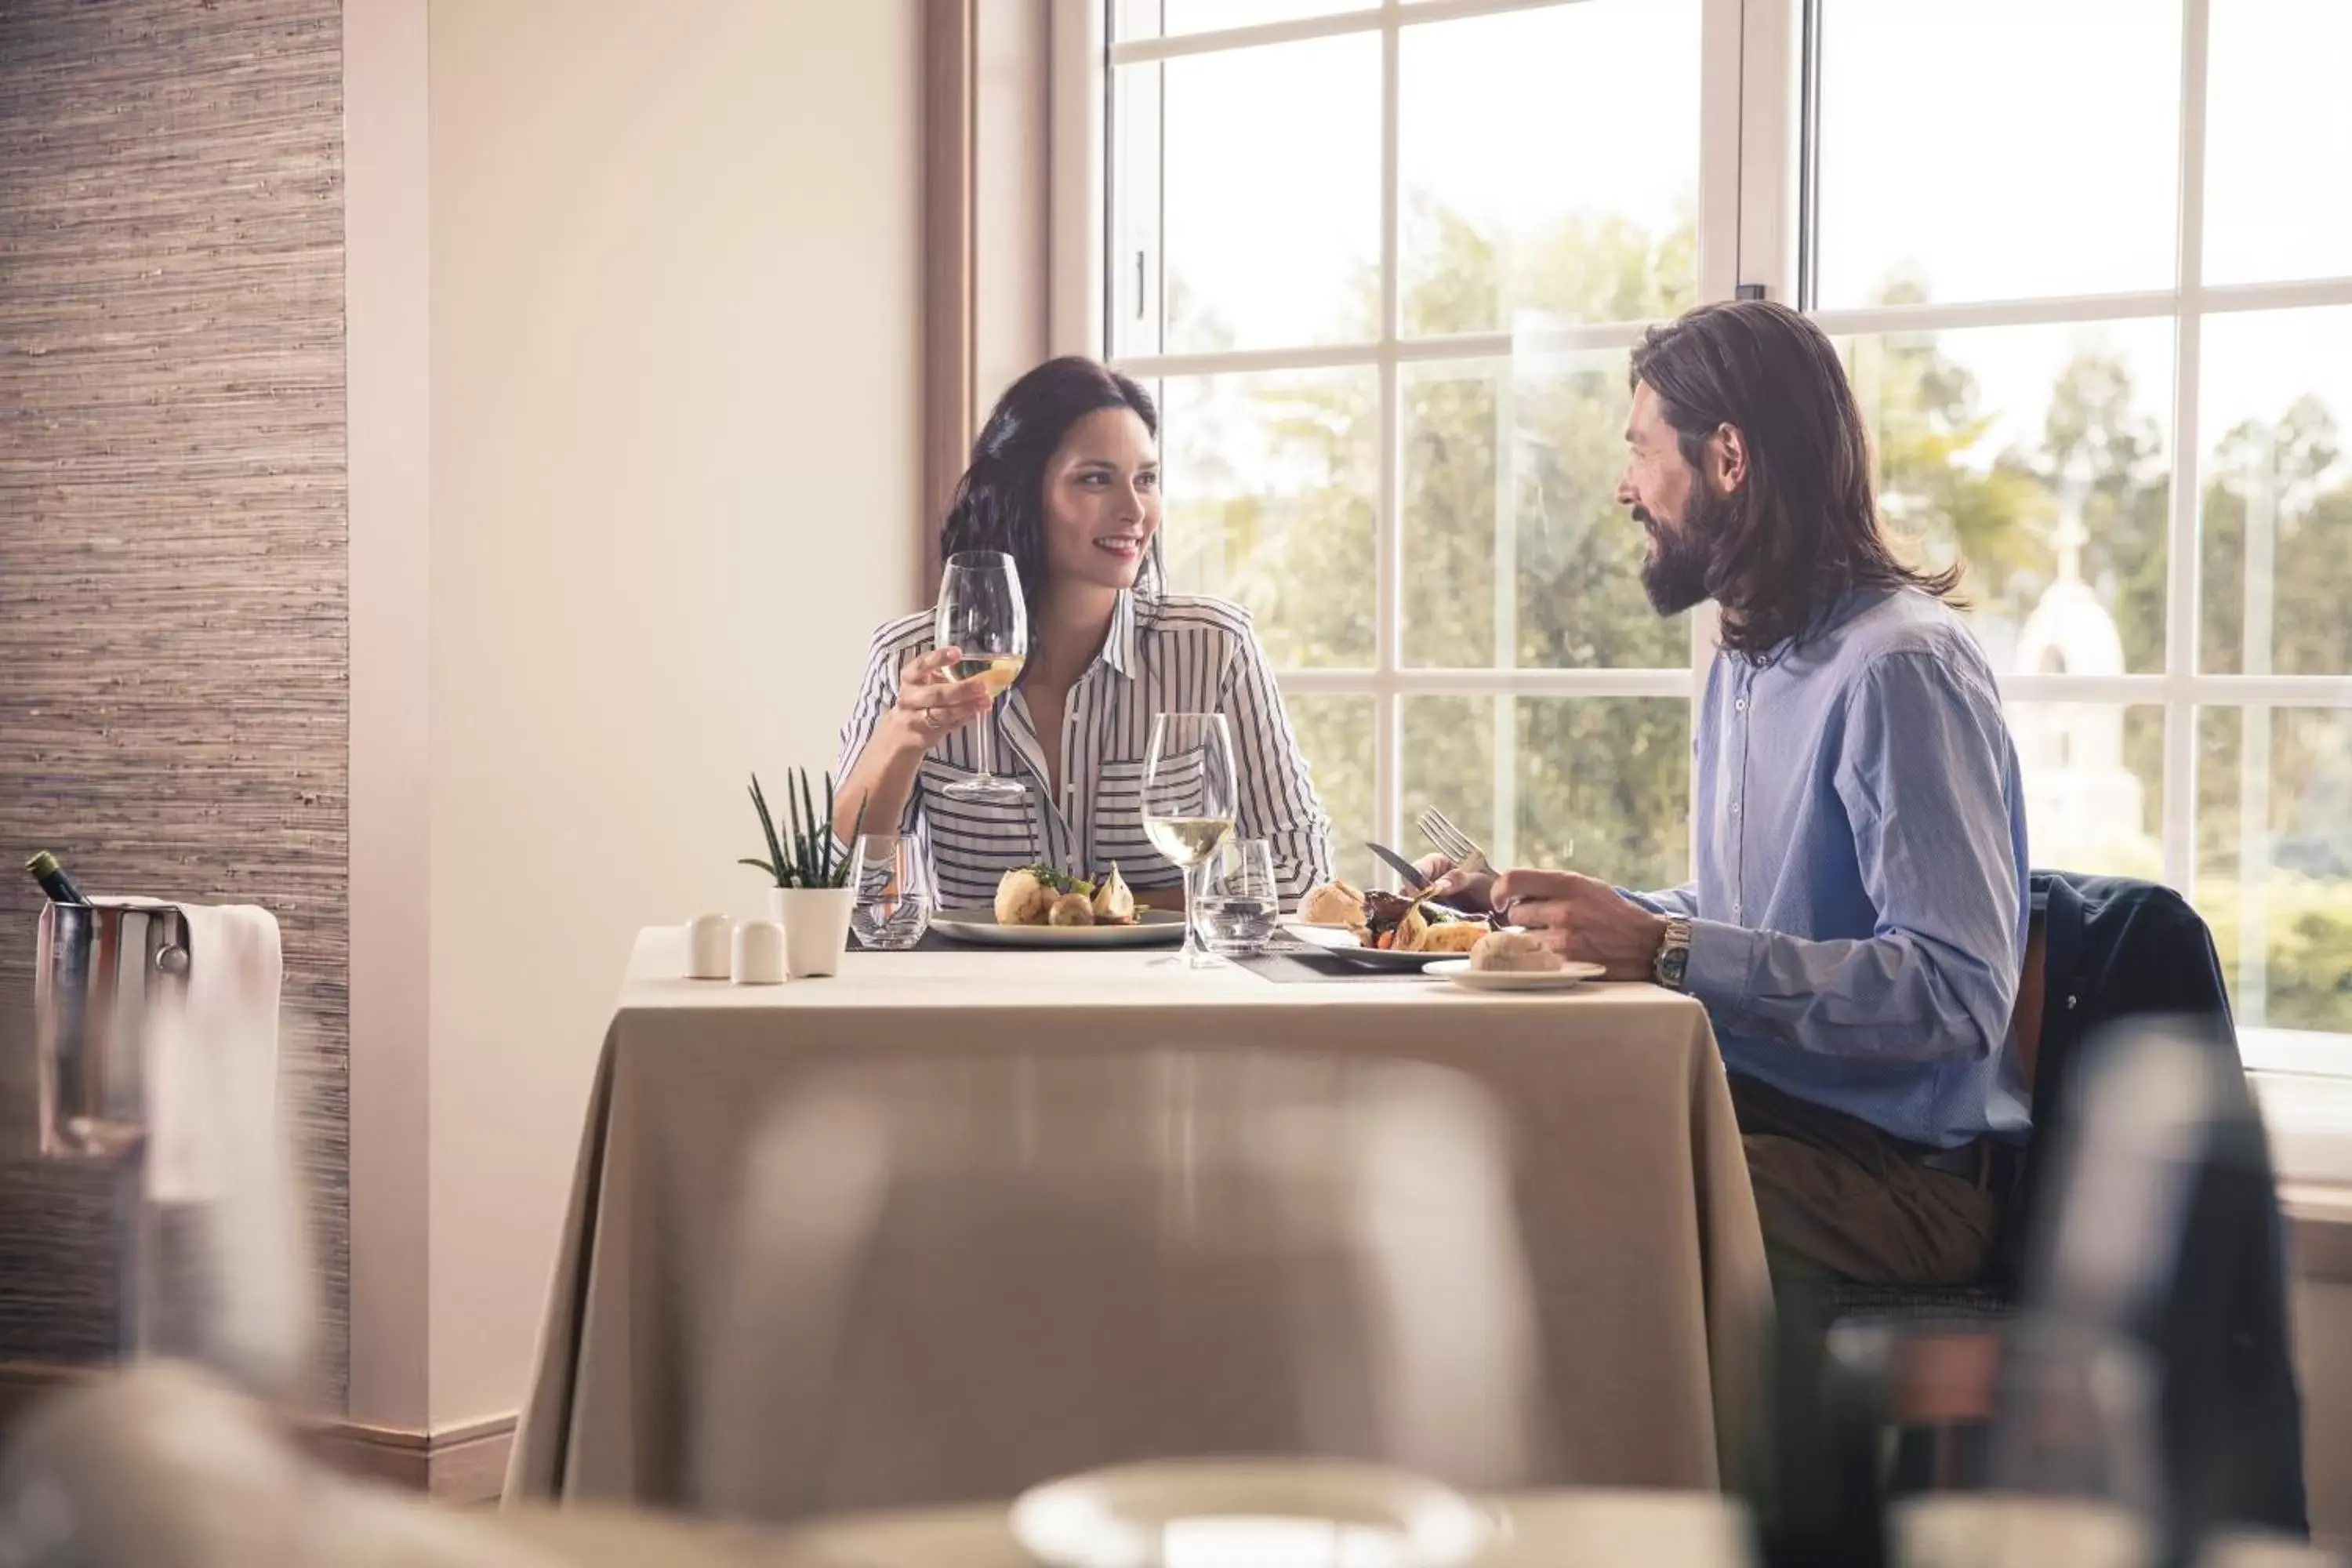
767, 887, 855, 978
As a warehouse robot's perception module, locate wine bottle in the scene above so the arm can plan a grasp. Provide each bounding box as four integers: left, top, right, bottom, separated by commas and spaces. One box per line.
24, 851, 90, 906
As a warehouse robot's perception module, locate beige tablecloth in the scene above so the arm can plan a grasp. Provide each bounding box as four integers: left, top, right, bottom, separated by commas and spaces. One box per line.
506, 929, 1770, 1508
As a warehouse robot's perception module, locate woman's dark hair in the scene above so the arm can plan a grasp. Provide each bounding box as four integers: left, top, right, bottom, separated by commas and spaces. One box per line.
940, 357, 1163, 617
1628, 299, 1963, 658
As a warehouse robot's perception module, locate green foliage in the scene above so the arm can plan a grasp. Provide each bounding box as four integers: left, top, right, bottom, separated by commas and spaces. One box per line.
740, 770, 864, 889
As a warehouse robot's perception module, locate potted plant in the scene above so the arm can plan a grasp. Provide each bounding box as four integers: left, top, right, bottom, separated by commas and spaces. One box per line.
741, 769, 867, 978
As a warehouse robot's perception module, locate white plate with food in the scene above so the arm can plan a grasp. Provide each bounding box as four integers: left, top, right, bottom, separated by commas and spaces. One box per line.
1425, 956, 1607, 991
933, 908, 1186, 949
1010, 1457, 1497, 1568
1280, 921, 1468, 971
933, 863, 1181, 948
1284, 878, 1496, 969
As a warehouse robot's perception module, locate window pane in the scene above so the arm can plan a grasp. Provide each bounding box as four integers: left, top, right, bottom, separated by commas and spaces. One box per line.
2204, 0, 2352, 285
1813, 0, 2180, 308
1511, 352, 1689, 670
2198, 307, 2352, 677
1159, 367, 1378, 668
1403, 696, 1495, 885
1400, 696, 1693, 888
1402, 353, 1688, 672
1114, 34, 1380, 356
2010, 702, 2164, 879
1398, 1, 1700, 338
1401, 365, 1497, 668
2199, 706, 2352, 1036
1515, 698, 1692, 892
1281, 692, 1374, 890
1115, 0, 1375, 42
1838, 320, 2176, 676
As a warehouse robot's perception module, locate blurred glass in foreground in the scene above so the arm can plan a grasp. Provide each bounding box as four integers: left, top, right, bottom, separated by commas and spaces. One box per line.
688, 1049, 1555, 1526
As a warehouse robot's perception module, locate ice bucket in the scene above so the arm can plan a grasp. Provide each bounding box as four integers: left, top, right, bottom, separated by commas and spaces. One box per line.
34, 898, 191, 1163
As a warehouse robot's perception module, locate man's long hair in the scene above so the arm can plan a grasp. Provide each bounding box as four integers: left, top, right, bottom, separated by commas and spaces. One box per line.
1628, 299, 1964, 658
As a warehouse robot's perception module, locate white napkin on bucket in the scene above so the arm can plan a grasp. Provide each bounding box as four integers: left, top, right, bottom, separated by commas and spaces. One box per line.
146, 903, 281, 1207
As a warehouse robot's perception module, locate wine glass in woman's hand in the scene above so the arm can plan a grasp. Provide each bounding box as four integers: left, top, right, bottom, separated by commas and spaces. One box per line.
935, 550, 1029, 803
890, 646, 993, 751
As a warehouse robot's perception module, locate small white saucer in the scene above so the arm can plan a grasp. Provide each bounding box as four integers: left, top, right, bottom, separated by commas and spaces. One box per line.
1425, 958, 1606, 992
1011, 1457, 1497, 1568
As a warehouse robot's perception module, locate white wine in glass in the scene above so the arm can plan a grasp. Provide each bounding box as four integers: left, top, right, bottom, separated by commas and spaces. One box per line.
1142, 816, 1233, 867
935, 551, 1029, 804
1142, 713, 1240, 969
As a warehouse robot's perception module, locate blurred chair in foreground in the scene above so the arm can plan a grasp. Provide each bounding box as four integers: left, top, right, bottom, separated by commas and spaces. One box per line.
688, 1048, 1556, 1523
1813, 872, 2305, 1541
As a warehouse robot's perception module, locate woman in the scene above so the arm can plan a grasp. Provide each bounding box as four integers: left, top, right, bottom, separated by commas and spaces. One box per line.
832, 357, 1333, 911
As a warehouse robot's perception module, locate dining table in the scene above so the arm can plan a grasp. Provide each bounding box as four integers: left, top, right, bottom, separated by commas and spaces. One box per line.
504, 924, 1773, 1512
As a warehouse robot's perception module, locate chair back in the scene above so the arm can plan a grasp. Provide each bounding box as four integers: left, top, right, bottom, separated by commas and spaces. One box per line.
2007, 870, 2307, 1539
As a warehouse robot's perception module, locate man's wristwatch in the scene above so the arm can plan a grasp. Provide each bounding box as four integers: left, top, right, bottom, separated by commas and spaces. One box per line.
1653, 915, 1694, 991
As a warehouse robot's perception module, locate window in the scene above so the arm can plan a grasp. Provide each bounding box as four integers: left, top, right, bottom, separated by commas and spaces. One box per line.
1805, 0, 2352, 1065
1105, 0, 1713, 895
1081, 0, 2352, 1065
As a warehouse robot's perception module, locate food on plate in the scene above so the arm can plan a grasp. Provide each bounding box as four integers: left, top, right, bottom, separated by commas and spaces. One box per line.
1299, 878, 1368, 930
992, 863, 1142, 927
994, 868, 1053, 927
1468, 930, 1566, 974
1091, 863, 1136, 924
1414, 921, 1486, 955
1359, 888, 1496, 953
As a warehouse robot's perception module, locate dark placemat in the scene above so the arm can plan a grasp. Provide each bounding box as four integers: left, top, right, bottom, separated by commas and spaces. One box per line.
1229, 944, 1446, 984
856, 929, 1436, 981
852, 927, 963, 954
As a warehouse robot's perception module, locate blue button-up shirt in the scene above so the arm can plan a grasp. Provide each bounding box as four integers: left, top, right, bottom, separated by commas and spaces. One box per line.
1631, 588, 2033, 1148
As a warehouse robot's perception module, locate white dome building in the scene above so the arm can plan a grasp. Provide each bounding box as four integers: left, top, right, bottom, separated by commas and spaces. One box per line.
2011, 510, 2159, 875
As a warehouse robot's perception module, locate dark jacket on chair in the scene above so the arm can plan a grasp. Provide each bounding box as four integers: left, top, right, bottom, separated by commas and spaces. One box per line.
2014, 870, 2307, 1537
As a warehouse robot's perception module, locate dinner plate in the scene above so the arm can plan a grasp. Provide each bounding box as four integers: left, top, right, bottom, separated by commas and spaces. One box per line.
1425, 958, 1607, 991
1280, 921, 1476, 971
931, 909, 1186, 949
1010, 1457, 1497, 1568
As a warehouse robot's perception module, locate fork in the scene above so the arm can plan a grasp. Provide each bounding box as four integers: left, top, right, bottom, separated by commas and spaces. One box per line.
1416, 805, 1575, 884
1414, 806, 1494, 880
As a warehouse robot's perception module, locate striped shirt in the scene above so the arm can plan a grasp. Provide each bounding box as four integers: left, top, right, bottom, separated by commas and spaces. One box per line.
835, 590, 1334, 912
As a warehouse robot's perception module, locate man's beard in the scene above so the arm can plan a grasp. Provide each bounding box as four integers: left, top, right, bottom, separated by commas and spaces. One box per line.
1636, 481, 1727, 618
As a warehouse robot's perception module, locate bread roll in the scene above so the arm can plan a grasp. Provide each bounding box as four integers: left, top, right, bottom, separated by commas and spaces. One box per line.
994, 869, 1052, 926
1468, 930, 1566, 973
1299, 878, 1367, 928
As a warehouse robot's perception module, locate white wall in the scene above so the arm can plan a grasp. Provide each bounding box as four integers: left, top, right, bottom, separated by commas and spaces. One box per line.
346, 0, 434, 1431
423, 0, 920, 1425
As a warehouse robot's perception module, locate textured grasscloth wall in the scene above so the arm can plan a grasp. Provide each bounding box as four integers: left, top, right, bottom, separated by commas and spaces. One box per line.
0, 0, 349, 1403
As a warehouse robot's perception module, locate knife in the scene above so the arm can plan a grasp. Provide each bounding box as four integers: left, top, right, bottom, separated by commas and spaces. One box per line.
1364, 841, 1429, 891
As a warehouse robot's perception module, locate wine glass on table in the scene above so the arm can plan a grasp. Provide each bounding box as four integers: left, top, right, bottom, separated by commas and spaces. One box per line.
935, 550, 1029, 804
1142, 713, 1239, 970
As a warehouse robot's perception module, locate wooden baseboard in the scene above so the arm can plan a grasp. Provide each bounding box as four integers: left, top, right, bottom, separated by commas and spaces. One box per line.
293, 1410, 516, 1501
0, 1362, 514, 1503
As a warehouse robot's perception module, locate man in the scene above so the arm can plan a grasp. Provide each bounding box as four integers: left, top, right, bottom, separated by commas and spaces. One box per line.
1432, 299, 2031, 1293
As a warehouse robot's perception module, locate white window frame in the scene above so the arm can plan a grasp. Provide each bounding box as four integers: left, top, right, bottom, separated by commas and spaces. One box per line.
1053, 0, 2352, 1073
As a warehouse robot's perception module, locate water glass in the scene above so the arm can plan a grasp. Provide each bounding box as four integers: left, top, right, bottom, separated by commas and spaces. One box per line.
850, 834, 931, 950
1196, 838, 1279, 956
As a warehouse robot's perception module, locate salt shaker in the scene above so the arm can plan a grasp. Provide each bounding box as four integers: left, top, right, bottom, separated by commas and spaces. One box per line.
731, 920, 787, 985
684, 913, 733, 980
